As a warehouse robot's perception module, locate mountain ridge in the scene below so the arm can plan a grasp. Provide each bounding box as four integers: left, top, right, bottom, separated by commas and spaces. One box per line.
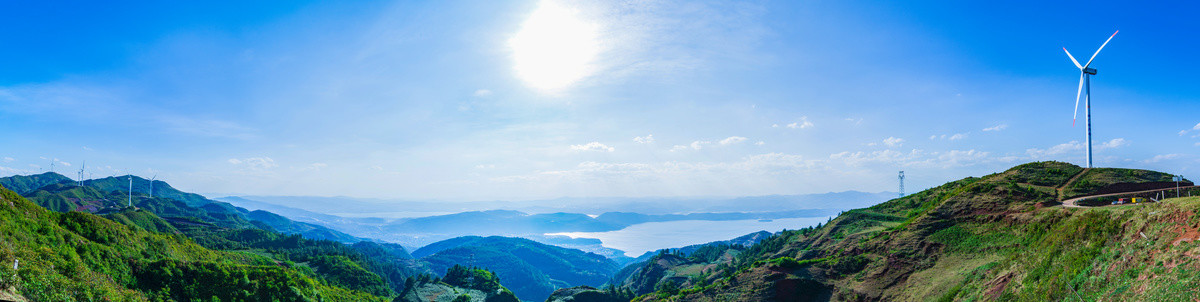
626, 161, 1200, 301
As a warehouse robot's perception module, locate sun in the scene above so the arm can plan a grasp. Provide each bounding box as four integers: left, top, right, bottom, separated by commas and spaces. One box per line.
509, 0, 600, 92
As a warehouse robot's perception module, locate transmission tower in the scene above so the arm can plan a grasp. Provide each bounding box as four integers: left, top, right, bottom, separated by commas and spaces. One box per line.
898, 171, 905, 198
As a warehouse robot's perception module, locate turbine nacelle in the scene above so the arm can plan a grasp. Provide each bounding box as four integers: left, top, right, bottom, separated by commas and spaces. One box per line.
1084, 67, 1097, 75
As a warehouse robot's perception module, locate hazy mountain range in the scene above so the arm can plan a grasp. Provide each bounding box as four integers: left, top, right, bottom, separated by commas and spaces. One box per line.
219, 191, 897, 217
217, 191, 894, 250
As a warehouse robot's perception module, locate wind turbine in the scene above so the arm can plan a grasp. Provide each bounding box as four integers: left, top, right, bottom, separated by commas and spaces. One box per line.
1063, 30, 1117, 169
77, 161, 85, 186
149, 174, 157, 198
128, 175, 133, 207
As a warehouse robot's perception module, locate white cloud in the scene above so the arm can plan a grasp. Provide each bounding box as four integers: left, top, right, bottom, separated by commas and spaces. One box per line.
473, 89, 493, 97
633, 134, 654, 144
157, 115, 256, 140
1180, 123, 1200, 137
828, 148, 990, 169
982, 124, 1008, 132
304, 163, 328, 171
931, 150, 989, 167
771, 124, 779, 128
0, 166, 27, 174
930, 133, 968, 140
82, 146, 94, 151
719, 136, 747, 145
883, 137, 904, 147
829, 149, 921, 167
492, 152, 819, 184
1026, 141, 1083, 158
1099, 138, 1128, 149
755, 141, 765, 146
475, 164, 496, 169
1144, 154, 1182, 163
786, 117, 813, 129
571, 142, 615, 152
670, 145, 689, 152
1025, 139, 1126, 159
690, 141, 710, 150
2, 157, 12, 163
845, 118, 862, 125
228, 157, 277, 170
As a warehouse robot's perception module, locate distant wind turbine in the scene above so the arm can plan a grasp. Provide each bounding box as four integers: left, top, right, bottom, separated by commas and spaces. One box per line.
128, 175, 133, 207
149, 174, 157, 198
1063, 30, 1117, 168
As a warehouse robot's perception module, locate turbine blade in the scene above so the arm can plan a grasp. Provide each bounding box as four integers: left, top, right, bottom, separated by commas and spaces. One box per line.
1073, 73, 1084, 126
1083, 30, 1118, 68
1064, 48, 1083, 69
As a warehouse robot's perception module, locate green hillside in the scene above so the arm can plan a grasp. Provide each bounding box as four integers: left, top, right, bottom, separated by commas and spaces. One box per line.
0, 172, 72, 194
419, 236, 621, 301
629, 162, 1200, 301
102, 208, 182, 234
0, 173, 423, 299
0, 173, 365, 243
0, 184, 384, 301
394, 265, 520, 302
86, 175, 212, 207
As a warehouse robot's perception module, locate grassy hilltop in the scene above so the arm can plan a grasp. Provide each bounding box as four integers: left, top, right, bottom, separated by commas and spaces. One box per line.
627, 161, 1200, 301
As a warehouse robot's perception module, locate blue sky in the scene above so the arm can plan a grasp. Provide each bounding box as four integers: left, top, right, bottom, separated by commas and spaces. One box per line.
1, 0, 1198, 201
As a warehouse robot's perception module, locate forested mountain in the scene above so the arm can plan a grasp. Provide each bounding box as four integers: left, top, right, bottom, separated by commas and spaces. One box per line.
0, 174, 423, 300
627, 162, 1200, 301
394, 265, 520, 302
0, 171, 71, 194
1, 173, 362, 243
415, 236, 621, 301
85, 175, 212, 207
0, 184, 384, 301
627, 231, 773, 264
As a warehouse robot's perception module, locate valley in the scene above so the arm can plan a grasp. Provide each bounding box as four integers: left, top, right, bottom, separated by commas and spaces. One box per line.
2, 2, 1194, 301
2, 161, 1197, 301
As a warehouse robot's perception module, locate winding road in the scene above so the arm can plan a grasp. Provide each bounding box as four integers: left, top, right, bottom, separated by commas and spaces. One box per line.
1054, 168, 1196, 208
1060, 185, 1198, 208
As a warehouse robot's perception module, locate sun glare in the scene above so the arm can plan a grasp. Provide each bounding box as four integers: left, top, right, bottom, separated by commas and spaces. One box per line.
509, 0, 600, 92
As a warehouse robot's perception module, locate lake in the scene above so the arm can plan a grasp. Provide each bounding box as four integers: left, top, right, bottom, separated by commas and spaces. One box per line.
547, 216, 834, 256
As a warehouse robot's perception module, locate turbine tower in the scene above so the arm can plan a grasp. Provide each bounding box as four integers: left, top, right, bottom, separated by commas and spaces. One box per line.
128, 175, 133, 207
1063, 30, 1117, 168
898, 171, 905, 198
77, 161, 86, 186
149, 174, 157, 198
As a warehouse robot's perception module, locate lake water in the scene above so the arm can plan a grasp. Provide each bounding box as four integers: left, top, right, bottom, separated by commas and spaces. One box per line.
547, 216, 834, 256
